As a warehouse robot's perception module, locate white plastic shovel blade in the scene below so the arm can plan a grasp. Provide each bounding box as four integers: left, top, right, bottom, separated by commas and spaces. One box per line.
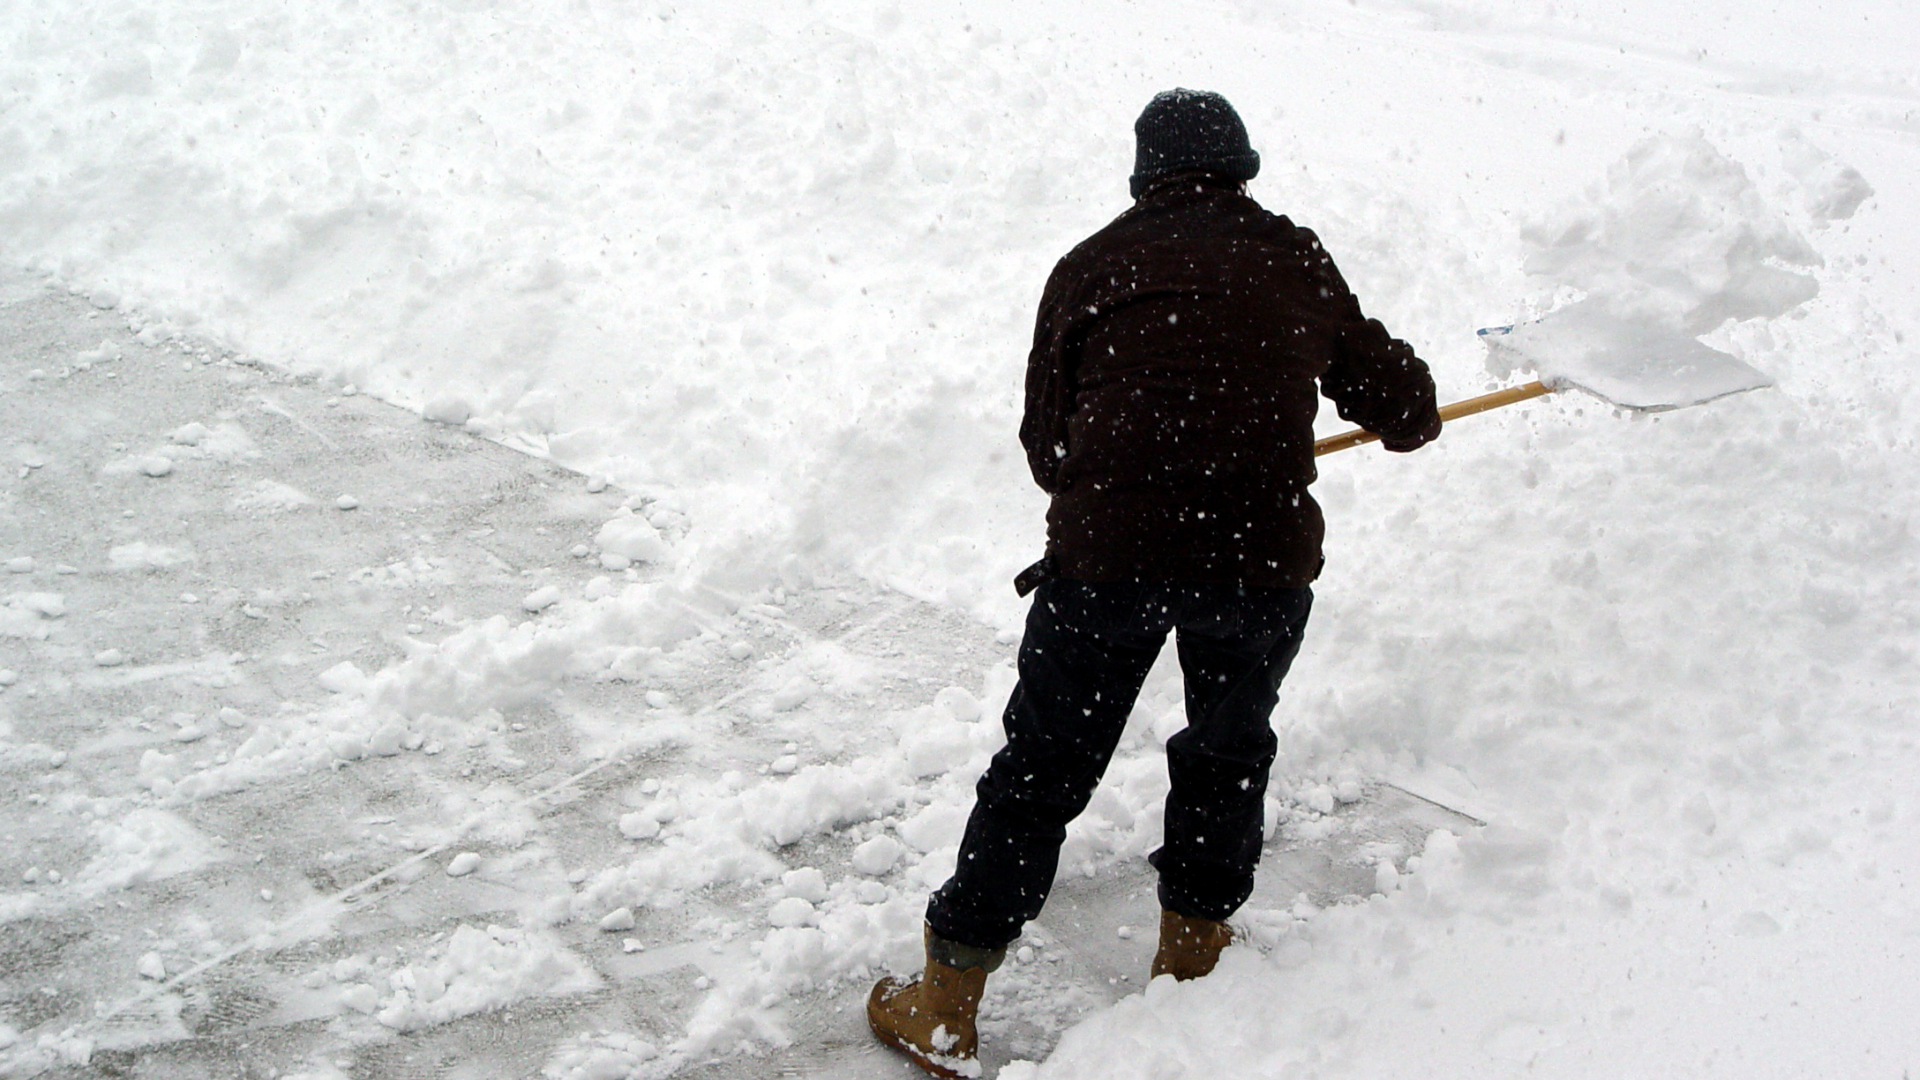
1481, 301, 1773, 412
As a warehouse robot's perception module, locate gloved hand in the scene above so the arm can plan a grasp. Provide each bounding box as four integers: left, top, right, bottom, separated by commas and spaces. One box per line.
1380, 412, 1442, 453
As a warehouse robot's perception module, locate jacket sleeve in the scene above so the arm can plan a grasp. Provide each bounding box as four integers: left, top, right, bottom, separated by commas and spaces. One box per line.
1306, 233, 1442, 452
1019, 257, 1083, 493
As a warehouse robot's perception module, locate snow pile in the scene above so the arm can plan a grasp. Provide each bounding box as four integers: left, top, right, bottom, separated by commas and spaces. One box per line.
571, 703, 1004, 915
1521, 132, 1824, 334
73, 808, 224, 893
322, 924, 599, 1032
542, 1030, 661, 1080
0, 0, 1099, 610
130, 700, 417, 803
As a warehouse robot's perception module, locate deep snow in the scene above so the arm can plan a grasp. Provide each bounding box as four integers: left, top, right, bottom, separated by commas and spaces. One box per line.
4, 0, 1920, 1076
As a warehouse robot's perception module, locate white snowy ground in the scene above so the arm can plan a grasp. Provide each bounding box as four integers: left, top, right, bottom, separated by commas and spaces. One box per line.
4, 0, 1920, 1077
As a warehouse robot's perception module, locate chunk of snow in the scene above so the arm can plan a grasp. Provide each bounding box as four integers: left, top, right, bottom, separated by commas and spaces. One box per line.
767, 896, 815, 928
168, 422, 209, 446
770, 679, 813, 712
902, 719, 975, 778
94, 649, 126, 667
597, 907, 636, 932
446, 852, 482, 877
898, 804, 969, 854
368, 722, 408, 757
13, 593, 64, 618
317, 661, 370, 695
780, 867, 830, 903
335, 494, 361, 510
4, 557, 32, 574
423, 396, 473, 425
522, 585, 562, 612
1374, 859, 1400, 894
108, 542, 192, 572
137, 952, 167, 980
617, 812, 660, 840
934, 686, 981, 722
325, 732, 368, 761
232, 480, 317, 512
138, 455, 174, 477
595, 509, 668, 563
851, 835, 905, 876
77, 339, 122, 364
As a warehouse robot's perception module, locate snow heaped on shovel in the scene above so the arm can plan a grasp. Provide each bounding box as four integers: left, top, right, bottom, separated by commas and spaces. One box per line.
1480, 304, 1773, 411
1484, 133, 1830, 411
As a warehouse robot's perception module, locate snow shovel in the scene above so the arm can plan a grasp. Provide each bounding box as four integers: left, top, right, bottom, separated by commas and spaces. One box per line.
1314, 302, 1775, 456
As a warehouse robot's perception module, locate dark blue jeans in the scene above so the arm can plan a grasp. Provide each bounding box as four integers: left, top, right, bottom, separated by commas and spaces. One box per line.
927, 578, 1313, 950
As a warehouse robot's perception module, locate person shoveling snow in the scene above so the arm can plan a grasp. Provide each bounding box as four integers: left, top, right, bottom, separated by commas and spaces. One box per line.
866, 88, 1443, 1079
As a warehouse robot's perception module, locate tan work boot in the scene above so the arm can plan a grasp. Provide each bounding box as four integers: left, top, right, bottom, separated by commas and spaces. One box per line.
1150, 908, 1234, 981
867, 925, 1003, 1079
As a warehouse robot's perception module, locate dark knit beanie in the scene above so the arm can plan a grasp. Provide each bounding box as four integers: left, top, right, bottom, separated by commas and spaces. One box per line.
1130, 88, 1260, 198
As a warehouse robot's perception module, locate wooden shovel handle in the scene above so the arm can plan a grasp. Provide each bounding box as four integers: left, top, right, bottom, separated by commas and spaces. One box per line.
1313, 380, 1554, 457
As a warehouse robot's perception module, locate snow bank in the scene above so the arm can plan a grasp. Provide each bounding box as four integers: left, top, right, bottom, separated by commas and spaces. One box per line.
1520, 132, 1823, 336
7, 2, 1903, 619
0, 0, 1107, 613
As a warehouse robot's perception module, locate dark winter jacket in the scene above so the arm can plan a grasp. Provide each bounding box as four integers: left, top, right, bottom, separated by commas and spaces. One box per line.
1021, 172, 1441, 587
